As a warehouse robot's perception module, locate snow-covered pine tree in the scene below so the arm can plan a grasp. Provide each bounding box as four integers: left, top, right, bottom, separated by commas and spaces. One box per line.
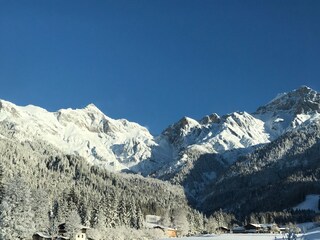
161, 210, 171, 227
135, 205, 144, 229
173, 208, 189, 236
118, 194, 130, 226
0, 163, 4, 204
128, 196, 137, 228
0, 175, 36, 240
65, 209, 82, 238
31, 188, 50, 233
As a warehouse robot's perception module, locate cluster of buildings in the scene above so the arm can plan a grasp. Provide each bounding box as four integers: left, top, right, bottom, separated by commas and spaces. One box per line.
144, 215, 178, 238
32, 215, 178, 240
217, 223, 284, 234
32, 224, 90, 240
33, 216, 290, 239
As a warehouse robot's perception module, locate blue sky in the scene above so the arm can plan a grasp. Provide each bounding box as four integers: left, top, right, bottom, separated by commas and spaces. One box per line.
0, 0, 319, 134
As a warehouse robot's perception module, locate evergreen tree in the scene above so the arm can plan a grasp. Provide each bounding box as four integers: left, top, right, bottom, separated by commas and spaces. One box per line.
31, 188, 50, 233
0, 175, 35, 240
0, 163, 4, 204
66, 209, 82, 238
173, 208, 189, 236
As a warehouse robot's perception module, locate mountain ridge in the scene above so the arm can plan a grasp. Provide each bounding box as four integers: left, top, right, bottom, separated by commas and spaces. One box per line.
0, 85, 319, 178
0, 85, 320, 221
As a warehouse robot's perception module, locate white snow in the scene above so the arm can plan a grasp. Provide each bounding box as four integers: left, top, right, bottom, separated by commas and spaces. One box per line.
162, 230, 320, 240
162, 233, 285, 240
302, 227, 320, 240
274, 118, 284, 123
294, 195, 320, 213
0, 100, 169, 172
0, 85, 318, 176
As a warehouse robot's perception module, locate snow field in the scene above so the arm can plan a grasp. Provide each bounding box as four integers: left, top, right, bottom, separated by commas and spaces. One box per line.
294, 195, 320, 213
162, 231, 320, 240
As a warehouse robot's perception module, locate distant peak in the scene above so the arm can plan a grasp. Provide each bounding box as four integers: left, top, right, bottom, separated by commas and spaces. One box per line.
200, 113, 220, 125
162, 116, 199, 135
298, 85, 311, 90
178, 116, 199, 127
295, 85, 313, 94
86, 103, 98, 108
84, 103, 102, 113
256, 86, 319, 115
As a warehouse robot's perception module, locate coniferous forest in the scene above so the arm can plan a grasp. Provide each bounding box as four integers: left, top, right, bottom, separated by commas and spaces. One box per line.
0, 136, 319, 239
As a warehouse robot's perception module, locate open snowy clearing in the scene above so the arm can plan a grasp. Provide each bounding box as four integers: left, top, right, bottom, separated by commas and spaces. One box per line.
162, 234, 284, 240
294, 194, 320, 213
162, 230, 320, 240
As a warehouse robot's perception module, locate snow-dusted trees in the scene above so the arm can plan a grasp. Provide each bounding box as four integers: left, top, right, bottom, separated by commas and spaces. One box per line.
0, 175, 35, 240
65, 209, 82, 238
0, 138, 208, 238
31, 188, 50, 232
173, 208, 189, 236
0, 163, 4, 204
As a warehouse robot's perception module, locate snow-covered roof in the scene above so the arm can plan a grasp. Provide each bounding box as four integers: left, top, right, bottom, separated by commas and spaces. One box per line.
145, 222, 177, 231
246, 223, 262, 228
56, 236, 70, 240
220, 226, 229, 229
33, 232, 51, 238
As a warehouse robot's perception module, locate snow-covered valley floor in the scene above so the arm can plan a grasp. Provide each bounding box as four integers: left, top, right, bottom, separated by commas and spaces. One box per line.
162, 229, 320, 240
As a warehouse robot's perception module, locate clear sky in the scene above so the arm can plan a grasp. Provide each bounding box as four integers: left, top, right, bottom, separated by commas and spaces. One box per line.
0, 0, 319, 134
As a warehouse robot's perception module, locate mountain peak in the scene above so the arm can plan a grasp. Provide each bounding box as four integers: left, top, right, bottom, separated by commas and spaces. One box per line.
297, 85, 312, 91
200, 113, 220, 125
84, 103, 102, 113
178, 116, 199, 128
256, 86, 320, 115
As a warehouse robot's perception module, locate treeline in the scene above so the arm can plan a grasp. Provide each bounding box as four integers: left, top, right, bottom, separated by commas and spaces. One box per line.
244, 209, 319, 225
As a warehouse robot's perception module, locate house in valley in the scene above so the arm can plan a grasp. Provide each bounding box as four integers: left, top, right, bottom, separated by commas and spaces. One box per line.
244, 223, 263, 233
216, 226, 230, 233
33, 224, 89, 240
75, 226, 90, 240
243, 223, 280, 233
145, 214, 178, 237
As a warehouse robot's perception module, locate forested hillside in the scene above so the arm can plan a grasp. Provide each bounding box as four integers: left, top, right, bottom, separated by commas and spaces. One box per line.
0, 138, 208, 239
200, 117, 320, 218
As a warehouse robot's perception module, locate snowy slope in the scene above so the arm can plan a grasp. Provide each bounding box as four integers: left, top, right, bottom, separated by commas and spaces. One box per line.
162, 111, 270, 156
0, 86, 318, 176
0, 100, 171, 172
154, 86, 320, 180
294, 195, 320, 213
254, 86, 320, 138
162, 233, 285, 240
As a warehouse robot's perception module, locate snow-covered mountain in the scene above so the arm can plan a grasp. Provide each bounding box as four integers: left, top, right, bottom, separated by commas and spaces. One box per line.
199, 112, 320, 215
0, 85, 320, 220
0, 86, 319, 178
161, 86, 319, 156
152, 86, 320, 181
0, 100, 167, 172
